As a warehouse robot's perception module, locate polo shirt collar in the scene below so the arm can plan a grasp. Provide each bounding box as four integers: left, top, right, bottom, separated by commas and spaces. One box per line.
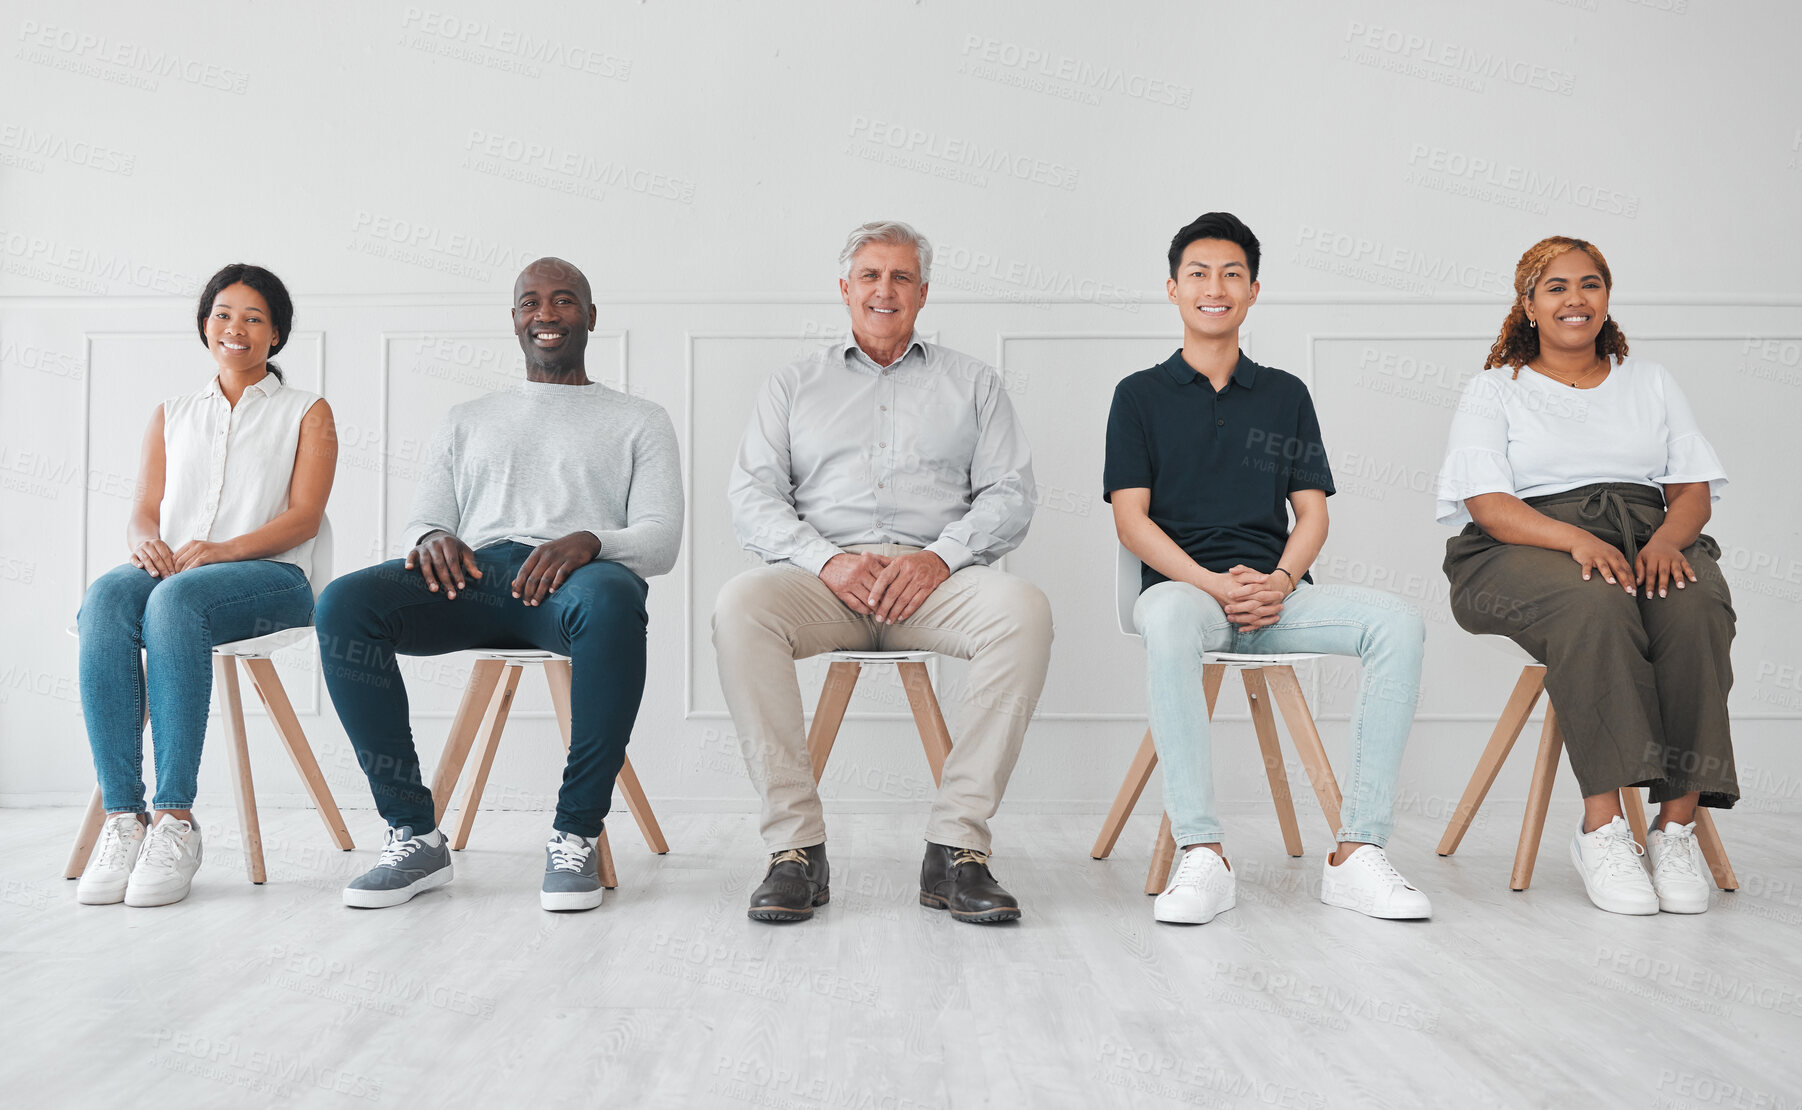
842, 331, 927, 371
1159, 348, 1260, 390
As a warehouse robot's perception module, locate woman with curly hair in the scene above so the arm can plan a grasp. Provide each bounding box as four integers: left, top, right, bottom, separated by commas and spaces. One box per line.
1436, 236, 1735, 917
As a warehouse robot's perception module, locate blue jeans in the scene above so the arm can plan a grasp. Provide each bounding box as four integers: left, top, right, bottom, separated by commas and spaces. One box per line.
1135, 581, 1425, 849
315, 544, 649, 838
77, 560, 315, 813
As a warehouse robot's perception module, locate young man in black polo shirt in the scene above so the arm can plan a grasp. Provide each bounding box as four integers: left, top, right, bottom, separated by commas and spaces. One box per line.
1104, 212, 1431, 925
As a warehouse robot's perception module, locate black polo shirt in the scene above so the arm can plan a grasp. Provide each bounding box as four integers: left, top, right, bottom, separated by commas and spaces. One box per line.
1104, 348, 1335, 592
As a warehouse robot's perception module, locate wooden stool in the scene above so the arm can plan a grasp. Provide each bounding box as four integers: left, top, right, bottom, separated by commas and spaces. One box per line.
429, 650, 668, 889
805, 650, 953, 785
1090, 654, 1344, 894
1437, 662, 1738, 891
64, 518, 352, 885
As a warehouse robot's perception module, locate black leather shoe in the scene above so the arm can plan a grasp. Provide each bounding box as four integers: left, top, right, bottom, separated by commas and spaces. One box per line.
747, 844, 829, 922
920, 842, 1021, 924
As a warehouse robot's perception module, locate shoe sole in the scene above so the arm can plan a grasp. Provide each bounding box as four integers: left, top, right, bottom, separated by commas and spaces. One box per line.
344, 866, 452, 909
125, 876, 198, 907
1658, 894, 1710, 914
77, 881, 128, 906
1569, 840, 1658, 916
541, 888, 605, 912
919, 892, 1022, 924
747, 889, 829, 923
1155, 892, 1235, 925
1319, 890, 1430, 920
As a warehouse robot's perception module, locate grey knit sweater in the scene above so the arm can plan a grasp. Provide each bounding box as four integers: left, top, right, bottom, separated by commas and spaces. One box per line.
403, 380, 684, 579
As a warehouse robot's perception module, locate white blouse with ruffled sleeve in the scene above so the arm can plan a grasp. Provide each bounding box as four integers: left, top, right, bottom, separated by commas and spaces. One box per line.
1435, 355, 1726, 527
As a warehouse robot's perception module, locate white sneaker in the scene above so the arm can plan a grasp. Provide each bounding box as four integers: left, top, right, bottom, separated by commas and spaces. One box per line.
1320, 845, 1431, 919
77, 812, 147, 905
1646, 821, 1711, 914
125, 815, 204, 907
1154, 847, 1235, 924
1570, 816, 1657, 916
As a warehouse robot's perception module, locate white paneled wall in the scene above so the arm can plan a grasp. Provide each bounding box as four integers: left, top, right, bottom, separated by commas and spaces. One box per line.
3, 0, 1799, 823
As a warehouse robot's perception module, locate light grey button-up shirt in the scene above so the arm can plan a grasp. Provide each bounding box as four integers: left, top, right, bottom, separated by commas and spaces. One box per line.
729, 332, 1035, 575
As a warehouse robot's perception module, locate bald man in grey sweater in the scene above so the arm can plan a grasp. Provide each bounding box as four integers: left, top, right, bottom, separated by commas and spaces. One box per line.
319, 258, 682, 913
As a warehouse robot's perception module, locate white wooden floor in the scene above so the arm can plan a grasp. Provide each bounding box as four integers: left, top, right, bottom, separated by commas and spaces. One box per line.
2, 804, 1798, 1109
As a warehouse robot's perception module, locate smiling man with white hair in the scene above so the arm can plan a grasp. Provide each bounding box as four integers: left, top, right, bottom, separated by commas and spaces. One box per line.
714, 220, 1052, 925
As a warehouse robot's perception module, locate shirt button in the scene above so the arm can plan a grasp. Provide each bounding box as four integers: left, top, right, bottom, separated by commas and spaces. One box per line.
879, 442, 886, 448
880, 405, 887, 411
1217, 419, 1225, 426
878, 482, 885, 489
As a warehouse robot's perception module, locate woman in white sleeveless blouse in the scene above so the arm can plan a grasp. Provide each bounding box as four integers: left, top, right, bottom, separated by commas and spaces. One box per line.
74, 264, 338, 907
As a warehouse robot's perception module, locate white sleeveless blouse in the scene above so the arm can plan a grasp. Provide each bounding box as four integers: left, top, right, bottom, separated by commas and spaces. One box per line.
159, 373, 321, 580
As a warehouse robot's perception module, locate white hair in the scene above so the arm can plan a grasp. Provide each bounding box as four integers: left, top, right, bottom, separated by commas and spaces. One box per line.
838, 220, 933, 283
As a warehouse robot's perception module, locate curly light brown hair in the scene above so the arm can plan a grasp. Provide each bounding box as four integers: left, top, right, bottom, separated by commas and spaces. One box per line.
1485, 236, 1629, 377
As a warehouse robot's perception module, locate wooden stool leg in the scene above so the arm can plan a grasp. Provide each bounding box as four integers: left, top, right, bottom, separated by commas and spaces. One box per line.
1692, 809, 1738, 891
897, 661, 953, 787
64, 786, 107, 879
216, 656, 266, 884
1145, 813, 1177, 895
613, 757, 669, 855
807, 661, 862, 782
1438, 667, 1545, 855
597, 826, 618, 889
242, 658, 354, 851
430, 659, 507, 826
1620, 786, 1650, 848
1263, 667, 1344, 836
1243, 669, 1303, 857
1091, 730, 1158, 859
1511, 702, 1565, 891
447, 665, 523, 851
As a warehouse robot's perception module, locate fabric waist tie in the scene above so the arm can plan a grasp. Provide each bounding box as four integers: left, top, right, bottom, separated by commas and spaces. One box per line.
1524, 482, 1665, 565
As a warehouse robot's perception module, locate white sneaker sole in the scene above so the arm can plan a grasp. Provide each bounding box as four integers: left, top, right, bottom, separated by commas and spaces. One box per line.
77, 877, 129, 905
125, 874, 198, 907
1154, 890, 1234, 925
343, 865, 452, 909
1656, 888, 1710, 914
541, 886, 605, 912
1570, 839, 1658, 916
1320, 881, 1432, 920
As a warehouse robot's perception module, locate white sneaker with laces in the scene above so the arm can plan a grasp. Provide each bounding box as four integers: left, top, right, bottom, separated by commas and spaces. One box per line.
1646, 821, 1711, 914
77, 812, 147, 905
1320, 845, 1431, 919
125, 815, 204, 907
1154, 846, 1235, 924
1570, 816, 1657, 916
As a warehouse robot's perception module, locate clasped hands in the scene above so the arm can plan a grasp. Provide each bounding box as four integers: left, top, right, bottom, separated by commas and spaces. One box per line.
819, 550, 949, 624
130, 538, 234, 577
407, 530, 600, 604
1210, 564, 1293, 631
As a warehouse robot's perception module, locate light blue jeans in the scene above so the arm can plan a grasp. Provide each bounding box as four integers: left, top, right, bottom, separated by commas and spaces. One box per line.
1135, 580, 1425, 849
77, 560, 314, 813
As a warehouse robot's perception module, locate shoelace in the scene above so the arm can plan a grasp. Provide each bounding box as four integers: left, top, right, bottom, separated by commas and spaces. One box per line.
377, 831, 424, 868
1597, 824, 1649, 883
950, 848, 989, 871
770, 848, 811, 869
138, 822, 187, 871
1352, 848, 1411, 889
548, 836, 592, 873
1171, 848, 1218, 891
1655, 828, 1701, 880
96, 817, 138, 869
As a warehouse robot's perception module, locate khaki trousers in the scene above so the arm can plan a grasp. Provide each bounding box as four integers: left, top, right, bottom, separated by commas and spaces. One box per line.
712, 545, 1053, 852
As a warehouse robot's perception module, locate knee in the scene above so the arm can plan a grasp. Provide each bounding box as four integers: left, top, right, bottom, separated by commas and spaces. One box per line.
1134, 584, 1218, 649
1366, 598, 1426, 657
560, 569, 646, 637
313, 573, 368, 637
712, 569, 784, 643
142, 575, 209, 630
997, 578, 1053, 646
78, 567, 147, 635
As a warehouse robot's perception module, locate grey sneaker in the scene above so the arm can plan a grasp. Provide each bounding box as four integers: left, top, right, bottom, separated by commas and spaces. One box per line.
343, 826, 453, 909
541, 831, 604, 912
